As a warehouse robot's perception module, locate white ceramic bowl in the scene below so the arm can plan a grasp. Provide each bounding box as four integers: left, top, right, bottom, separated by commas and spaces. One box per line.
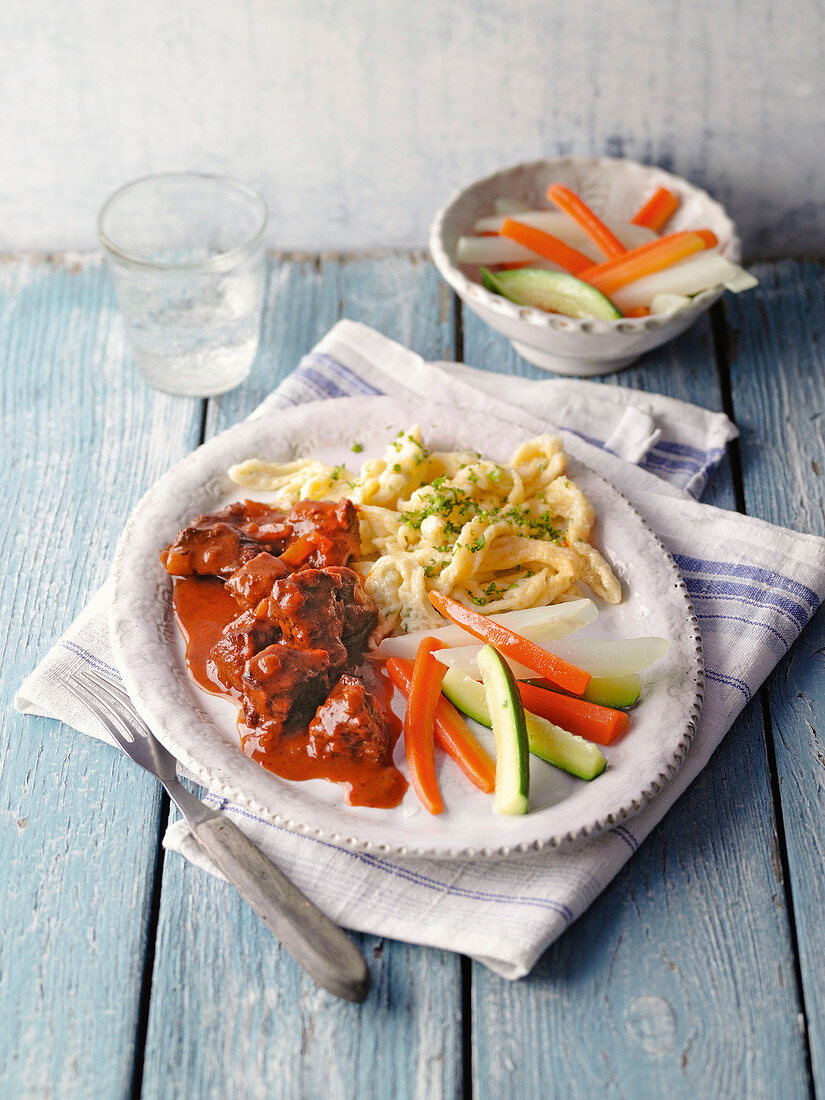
429, 156, 741, 376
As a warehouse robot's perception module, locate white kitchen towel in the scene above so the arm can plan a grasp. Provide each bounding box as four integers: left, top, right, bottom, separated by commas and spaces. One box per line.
16, 321, 825, 979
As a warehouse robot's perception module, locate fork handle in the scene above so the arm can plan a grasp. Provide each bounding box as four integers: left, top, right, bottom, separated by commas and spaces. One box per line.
190, 815, 370, 1002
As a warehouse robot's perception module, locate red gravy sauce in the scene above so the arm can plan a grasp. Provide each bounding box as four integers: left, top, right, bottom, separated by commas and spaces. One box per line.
173, 576, 408, 808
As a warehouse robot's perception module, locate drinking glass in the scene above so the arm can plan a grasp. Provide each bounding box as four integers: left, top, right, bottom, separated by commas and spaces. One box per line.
98, 173, 268, 396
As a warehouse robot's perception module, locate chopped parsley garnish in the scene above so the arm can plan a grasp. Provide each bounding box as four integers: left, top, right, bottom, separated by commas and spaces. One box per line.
402, 483, 482, 530
351, 441, 363, 453
469, 571, 535, 606
498, 505, 563, 542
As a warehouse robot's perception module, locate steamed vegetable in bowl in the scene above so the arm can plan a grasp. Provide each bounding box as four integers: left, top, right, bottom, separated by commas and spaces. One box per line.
456, 183, 757, 322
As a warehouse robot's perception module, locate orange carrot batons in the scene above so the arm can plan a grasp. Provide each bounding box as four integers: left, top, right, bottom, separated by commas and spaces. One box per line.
546, 183, 627, 259
631, 187, 681, 232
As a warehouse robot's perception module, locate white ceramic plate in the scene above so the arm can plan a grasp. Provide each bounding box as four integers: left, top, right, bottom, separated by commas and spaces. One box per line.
110, 395, 703, 859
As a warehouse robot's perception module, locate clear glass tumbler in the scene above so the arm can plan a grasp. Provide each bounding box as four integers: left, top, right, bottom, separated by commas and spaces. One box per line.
98, 173, 268, 396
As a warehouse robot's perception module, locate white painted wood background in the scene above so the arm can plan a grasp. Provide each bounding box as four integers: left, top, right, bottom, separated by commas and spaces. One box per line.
0, 0, 823, 257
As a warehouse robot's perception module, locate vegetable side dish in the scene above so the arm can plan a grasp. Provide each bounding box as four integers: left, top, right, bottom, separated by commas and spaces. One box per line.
456, 182, 757, 320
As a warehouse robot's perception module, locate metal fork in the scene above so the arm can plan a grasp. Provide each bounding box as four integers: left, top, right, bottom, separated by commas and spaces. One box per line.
62, 664, 370, 1003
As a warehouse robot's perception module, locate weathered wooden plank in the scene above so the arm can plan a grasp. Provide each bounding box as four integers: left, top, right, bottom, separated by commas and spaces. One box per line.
724, 260, 825, 1092
0, 256, 204, 1097
462, 307, 810, 1097
140, 255, 464, 1100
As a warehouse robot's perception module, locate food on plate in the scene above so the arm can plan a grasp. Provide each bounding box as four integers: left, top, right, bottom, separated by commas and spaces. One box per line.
373, 598, 598, 660
431, 633, 669, 681
515, 682, 629, 746
162, 428, 669, 816
163, 498, 407, 808
427, 590, 591, 694
581, 674, 642, 708
402, 637, 448, 814
456, 180, 757, 319
478, 644, 530, 815
440, 668, 607, 782
229, 426, 621, 636
385, 658, 495, 793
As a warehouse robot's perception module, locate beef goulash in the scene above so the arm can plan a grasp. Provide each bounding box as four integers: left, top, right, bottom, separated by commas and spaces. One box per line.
162, 499, 407, 808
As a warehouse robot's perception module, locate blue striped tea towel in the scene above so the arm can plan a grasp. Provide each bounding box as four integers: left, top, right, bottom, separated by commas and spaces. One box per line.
16, 320, 825, 978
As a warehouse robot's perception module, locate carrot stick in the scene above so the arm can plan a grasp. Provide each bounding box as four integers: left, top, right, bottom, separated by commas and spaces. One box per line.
631, 186, 680, 232
427, 591, 590, 695
695, 229, 718, 248
386, 657, 496, 794
517, 682, 629, 746
580, 230, 717, 298
546, 183, 627, 259
623, 306, 651, 318
402, 638, 447, 814
500, 218, 592, 275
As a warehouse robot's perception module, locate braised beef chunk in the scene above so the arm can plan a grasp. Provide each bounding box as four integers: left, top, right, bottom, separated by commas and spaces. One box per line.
226, 552, 290, 610
261, 569, 349, 662
162, 521, 258, 578
208, 608, 281, 693
285, 499, 360, 567
241, 644, 331, 744
260, 565, 377, 668
161, 501, 291, 577
323, 566, 379, 661
307, 675, 390, 764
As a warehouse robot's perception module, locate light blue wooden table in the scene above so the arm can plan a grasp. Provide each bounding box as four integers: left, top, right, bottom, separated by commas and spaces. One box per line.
1, 253, 824, 1099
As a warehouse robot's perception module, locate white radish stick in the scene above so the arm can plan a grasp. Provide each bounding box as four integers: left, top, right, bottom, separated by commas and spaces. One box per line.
544, 637, 670, 677
432, 636, 670, 681
456, 236, 544, 265
611, 254, 758, 311
372, 599, 597, 661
